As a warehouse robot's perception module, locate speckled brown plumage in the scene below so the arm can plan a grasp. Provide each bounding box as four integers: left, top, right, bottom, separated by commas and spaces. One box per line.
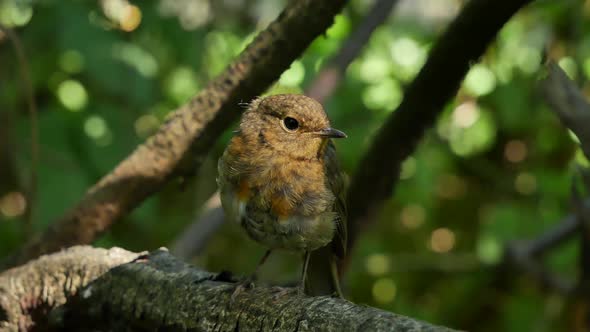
217, 94, 347, 295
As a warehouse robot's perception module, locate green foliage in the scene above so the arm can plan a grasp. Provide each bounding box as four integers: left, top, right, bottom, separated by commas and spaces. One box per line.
0, 0, 586, 331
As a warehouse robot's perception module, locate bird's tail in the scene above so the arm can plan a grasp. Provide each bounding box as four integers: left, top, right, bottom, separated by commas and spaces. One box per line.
305, 246, 344, 297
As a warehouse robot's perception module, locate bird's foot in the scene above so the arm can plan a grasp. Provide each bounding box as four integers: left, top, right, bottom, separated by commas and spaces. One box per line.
270, 285, 301, 301
230, 276, 256, 303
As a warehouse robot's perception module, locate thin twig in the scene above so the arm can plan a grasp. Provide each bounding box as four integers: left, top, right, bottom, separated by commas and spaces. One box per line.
502, 198, 590, 295
0, 24, 39, 238
511, 208, 581, 259
170, 194, 224, 259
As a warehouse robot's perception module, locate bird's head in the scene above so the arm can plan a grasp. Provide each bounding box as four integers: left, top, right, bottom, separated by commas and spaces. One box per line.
239, 94, 346, 160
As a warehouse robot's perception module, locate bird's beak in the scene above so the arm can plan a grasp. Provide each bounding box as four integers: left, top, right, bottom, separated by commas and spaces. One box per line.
315, 127, 347, 139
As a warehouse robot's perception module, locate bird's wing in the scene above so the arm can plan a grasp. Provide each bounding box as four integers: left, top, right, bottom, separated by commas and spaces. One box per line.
324, 140, 347, 259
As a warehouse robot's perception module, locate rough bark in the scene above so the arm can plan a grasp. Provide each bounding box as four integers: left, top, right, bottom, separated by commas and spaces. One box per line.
345, 0, 534, 252
0, 246, 457, 332
2, 0, 347, 270
0, 246, 142, 331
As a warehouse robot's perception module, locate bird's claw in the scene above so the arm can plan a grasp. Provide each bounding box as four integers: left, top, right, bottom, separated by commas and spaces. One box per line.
229, 277, 256, 303
270, 286, 300, 301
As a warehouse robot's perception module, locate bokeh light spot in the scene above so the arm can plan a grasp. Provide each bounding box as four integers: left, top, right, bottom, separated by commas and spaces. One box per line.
362, 78, 402, 111
84, 115, 107, 139
452, 101, 479, 128
464, 64, 496, 97
515, 172, 536, 195
372, 278, 397, 304
400, 204, 425, 230
429, 228, 456, 253
0, 191, 27, 218
57, 80, 88, 111
113, 43, 158, 77
120, 4, 142, 32
0, 2, 33, 27
166, 66, 199, 103
366, 253, 390, 276
359, 55, 391, 83
59, 50, 85, 74
477, 235, 501, 264
504, 140, 527, 163
390, 36, 426, 80
448, 106, 496, 157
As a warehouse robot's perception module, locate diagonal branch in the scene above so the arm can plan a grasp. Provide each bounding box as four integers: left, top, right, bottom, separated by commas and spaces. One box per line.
0, 246, 456, 331
541, 61, 590, 159
345, 0, 533, 251
2, 0, 347, 270
541, 61, 590, 297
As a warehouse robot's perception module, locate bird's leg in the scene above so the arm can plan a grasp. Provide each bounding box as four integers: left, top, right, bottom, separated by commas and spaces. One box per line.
298, 251, 311, 296
270, 251, 311, 300
250, 249, 272, 282
231, 249, 271, 300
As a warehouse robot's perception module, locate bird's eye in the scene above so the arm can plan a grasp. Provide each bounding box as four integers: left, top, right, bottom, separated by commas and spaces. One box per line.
282, 117, 299, 131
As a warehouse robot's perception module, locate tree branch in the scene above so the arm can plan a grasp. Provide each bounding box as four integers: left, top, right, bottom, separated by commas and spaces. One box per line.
0, 246, 456, 331
541, 61, 590, 159
2, 0, 347, 270
170, 194, 224, 259
345, 0, 533, 251
0, 246, 142, 331
541, 60, 590, 298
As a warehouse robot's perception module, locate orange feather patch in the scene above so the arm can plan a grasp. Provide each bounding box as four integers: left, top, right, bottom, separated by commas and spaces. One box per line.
237, 179, 251, 201
271, 195, 292, 220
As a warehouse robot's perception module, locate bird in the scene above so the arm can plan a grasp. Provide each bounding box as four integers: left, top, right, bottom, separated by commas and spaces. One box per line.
217, 94, 347, 296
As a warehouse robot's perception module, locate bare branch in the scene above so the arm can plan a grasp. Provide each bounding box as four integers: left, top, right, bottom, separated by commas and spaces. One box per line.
2, 0, 347, 269
510, 206, 582, 259
500, 198, 590, 295
170, 194, 224, 259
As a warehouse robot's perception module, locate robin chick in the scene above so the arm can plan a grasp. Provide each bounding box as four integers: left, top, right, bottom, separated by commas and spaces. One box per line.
217, 94, 347, 296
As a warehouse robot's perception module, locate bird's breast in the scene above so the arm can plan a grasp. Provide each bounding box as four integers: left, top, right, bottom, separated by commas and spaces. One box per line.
219, 150, 336, 251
